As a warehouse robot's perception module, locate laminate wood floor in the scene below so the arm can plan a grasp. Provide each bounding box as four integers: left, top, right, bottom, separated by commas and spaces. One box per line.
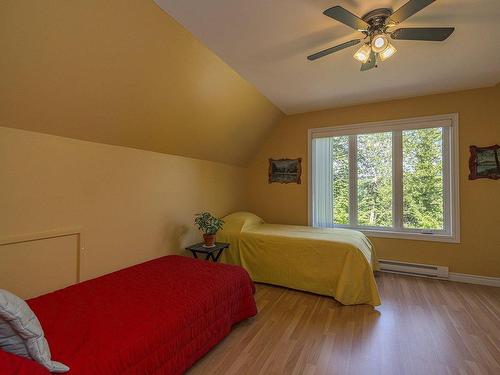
187, 273, 500, 375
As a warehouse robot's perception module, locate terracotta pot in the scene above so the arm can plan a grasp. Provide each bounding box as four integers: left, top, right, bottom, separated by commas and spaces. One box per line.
203, 233, 216, 247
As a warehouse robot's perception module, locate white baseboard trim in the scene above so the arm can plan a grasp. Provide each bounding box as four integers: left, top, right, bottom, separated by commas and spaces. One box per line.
448, 272, 500, 288
377, 259, 500, 287
380, 269, 500, 287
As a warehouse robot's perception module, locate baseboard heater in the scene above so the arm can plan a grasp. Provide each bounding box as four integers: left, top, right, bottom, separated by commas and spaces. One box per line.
378, 259, 449, 279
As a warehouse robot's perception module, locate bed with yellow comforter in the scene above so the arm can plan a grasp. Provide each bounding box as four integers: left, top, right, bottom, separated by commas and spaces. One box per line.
218, 212, 381, 306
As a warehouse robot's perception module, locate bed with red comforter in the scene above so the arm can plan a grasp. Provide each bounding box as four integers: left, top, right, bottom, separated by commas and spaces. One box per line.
0, 255, 257, 374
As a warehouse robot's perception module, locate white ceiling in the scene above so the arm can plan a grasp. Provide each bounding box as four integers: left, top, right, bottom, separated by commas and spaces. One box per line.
155, 0, 500, 114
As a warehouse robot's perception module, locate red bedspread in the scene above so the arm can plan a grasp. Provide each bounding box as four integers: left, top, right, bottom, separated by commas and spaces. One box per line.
1, 255, 257, 374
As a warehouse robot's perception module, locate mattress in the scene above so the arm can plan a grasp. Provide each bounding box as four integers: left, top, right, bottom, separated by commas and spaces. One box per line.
0, 255, 257, 374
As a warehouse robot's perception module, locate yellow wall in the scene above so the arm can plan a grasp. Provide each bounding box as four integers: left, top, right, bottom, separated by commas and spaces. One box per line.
246, 85, 500, 277
0, 126, 247, 297
0, 0, 280, 297
0, 0, 282, 166
1, 0, 498, 295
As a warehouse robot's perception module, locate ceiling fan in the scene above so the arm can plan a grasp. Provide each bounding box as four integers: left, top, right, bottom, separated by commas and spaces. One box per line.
307, 0, 455, 71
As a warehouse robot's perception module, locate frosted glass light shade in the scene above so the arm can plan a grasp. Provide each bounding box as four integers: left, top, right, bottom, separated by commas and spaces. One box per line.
379, 43, 397, 61
371, 34, 389, 53
353, 44, 371, 63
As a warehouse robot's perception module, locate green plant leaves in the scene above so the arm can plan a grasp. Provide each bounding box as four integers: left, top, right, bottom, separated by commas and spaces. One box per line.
194, 212, 225, 235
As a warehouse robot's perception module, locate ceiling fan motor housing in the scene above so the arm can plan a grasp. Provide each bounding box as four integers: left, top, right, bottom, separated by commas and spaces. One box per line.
361, 8, 393, 32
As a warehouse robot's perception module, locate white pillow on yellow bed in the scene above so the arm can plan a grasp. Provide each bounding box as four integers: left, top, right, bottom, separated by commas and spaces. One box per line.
221, 212, 264, 233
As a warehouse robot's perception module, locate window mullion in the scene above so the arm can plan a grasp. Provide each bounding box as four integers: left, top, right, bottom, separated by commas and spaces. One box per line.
348, 135, 358, 226
393, 131, 403, 231
442, 127, 451, 234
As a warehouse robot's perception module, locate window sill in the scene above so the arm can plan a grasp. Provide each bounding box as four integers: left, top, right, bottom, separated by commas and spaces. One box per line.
357, 229, 460, 243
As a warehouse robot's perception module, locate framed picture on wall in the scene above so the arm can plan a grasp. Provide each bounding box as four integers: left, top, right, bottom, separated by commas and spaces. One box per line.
268, 158, 302, 184
469, 145, 500, 180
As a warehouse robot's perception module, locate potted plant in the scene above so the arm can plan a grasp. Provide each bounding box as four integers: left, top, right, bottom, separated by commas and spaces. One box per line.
194, 212, 224, 247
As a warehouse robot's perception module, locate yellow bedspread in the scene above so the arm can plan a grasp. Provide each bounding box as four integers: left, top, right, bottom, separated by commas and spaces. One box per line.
218, 212, 381, 306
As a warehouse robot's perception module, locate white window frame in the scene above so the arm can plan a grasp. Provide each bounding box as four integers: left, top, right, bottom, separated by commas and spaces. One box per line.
308, 113, 460, 243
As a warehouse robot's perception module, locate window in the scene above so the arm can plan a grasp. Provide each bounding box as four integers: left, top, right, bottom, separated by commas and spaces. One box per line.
309, 114, 459, 242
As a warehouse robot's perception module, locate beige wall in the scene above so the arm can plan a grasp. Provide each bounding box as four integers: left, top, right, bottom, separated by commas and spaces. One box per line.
0, 0, 283, 166
0, 126, 247, 297
246, 85, 500, 278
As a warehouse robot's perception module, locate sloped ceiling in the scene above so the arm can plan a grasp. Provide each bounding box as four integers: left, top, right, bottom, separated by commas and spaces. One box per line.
0, 0, 283, 166
155, 0, 500, 114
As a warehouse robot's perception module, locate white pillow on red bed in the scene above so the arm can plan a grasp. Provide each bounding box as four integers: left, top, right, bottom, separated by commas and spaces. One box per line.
0, 289, 69, 373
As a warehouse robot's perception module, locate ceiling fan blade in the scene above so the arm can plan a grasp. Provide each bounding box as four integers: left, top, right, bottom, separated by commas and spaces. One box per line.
360, 51, 377, 71
307, 39, 361, 61
391, 27, 454, 41
323, 6, 369, 31
390, 0, 435, 24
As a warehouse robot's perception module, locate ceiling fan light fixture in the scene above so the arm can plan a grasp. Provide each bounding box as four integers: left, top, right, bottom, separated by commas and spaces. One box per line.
371, 34, 389, 53
379, 43, 397, 61
308, 2, 455, 71
353, 44, 371, 63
